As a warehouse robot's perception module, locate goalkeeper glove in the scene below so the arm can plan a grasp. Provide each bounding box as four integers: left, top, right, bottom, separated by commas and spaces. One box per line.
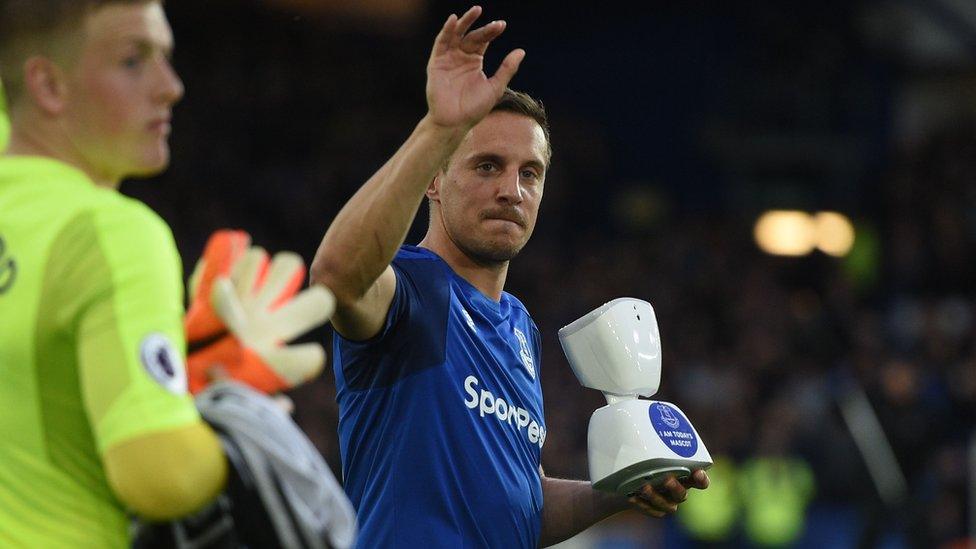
185, 230, 335, 394
184, 229, 251, 343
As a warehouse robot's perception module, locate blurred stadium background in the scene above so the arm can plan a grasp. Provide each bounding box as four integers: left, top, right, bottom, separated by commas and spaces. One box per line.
5, 0, 974, 547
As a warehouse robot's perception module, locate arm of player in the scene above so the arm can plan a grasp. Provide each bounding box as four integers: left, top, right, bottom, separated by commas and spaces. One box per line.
538, 475, 630, 548
538, 470, 710, 547
103, 424, 227, 520
73, 203, 228, 520
310, 5, 524, 341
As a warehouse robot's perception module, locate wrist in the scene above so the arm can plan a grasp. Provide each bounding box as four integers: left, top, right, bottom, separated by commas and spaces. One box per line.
412, 113, 472, 171
592, 486, 631, 516
417, 113, 472, 142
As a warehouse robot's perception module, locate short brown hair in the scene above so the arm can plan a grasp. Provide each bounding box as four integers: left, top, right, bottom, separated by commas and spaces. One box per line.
0, 0, 160, 101
492, 88, 551, 160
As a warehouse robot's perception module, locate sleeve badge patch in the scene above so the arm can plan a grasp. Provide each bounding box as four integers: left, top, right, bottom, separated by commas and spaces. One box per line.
139, 333, 188, 395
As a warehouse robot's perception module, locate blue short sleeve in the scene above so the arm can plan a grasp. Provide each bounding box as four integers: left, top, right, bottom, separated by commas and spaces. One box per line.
335, 250, 452, 391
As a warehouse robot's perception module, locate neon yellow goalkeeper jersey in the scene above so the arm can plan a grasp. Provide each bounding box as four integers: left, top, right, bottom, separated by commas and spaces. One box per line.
0, 156, 200, 547
0, 83, 9, 152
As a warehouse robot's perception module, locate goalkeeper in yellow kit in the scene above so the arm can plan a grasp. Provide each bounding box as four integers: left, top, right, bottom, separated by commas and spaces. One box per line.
0, 1, 350, 547
0, 82, 8, 151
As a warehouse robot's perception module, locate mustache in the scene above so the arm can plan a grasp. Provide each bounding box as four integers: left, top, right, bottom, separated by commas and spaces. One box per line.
480, 208, 527, 227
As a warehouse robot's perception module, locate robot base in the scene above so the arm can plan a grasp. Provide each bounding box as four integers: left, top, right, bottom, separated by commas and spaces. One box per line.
593, 459, 702, 495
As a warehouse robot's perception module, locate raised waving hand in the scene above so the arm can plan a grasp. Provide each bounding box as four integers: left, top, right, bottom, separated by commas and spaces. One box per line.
426, 6, 525, 129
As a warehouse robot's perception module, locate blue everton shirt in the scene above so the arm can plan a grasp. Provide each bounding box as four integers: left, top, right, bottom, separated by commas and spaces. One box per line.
333, 246, 546, 548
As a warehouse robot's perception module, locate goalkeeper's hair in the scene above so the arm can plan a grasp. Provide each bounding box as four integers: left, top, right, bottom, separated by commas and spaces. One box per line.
0, 0, 163, 102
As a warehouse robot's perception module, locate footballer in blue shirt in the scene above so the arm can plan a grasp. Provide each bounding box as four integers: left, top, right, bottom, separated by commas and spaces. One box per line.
311, 6, 709, 547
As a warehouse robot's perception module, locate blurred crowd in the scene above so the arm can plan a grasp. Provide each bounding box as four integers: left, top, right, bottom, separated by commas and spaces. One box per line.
124, 1, 975, 546
523, 121, 976, 547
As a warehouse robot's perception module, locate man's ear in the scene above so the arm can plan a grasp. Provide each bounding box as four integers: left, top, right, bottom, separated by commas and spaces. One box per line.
23, 56, 69, 116
426, 173, 442, 203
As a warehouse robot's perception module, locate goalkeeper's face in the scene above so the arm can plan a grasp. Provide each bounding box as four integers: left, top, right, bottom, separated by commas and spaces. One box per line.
433, 112, 548, 265
58, 2, 183, 182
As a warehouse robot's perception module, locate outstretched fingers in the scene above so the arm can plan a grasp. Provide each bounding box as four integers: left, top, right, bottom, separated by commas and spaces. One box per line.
263, 343, 326, 386
488, 48, 526, 91
433, 6, 487, 56
454, 6, 484, 41
426, 5, 524, 125
460, 19, 506, 55
432, 13, 459, 56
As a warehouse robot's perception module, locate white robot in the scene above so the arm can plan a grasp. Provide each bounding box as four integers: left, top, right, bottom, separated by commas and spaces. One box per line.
559, 298, 712, 495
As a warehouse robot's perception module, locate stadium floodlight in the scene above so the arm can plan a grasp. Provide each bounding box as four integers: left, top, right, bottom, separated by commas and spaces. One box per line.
814, 211, 856, 257
754, 210, 857, 258
753, 210, 816, 256
559, 298, 712, 496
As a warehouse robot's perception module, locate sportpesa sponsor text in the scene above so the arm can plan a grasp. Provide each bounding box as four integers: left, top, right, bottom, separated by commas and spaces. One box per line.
463, 375, 546, 448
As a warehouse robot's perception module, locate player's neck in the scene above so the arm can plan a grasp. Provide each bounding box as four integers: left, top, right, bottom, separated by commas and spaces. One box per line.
419, 231, 509, 302
4, 119, 120, 189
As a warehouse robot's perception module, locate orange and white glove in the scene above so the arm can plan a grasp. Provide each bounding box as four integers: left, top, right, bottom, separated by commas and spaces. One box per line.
185, 230, 335, 394
185, 229, 251, 344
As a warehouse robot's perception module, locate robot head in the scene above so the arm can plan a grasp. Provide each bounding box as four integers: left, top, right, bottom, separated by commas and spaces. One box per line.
558, 298, 662, 397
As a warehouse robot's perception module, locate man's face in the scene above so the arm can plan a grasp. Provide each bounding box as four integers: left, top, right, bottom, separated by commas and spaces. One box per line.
432, 111, 549, 265
60, 2, 183, 181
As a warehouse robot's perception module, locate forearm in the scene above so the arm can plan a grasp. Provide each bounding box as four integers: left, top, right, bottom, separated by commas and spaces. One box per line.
310, 115, 466, 302
538, 476, 630, 548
